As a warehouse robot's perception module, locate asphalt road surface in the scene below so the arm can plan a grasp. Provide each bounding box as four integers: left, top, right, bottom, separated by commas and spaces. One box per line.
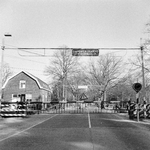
0, 113, 150, 150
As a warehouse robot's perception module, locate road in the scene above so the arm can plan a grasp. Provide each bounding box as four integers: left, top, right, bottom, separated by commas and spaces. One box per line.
0, 112, 150, 150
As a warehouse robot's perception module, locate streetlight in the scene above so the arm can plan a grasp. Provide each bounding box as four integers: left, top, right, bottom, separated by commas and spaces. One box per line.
0, 33, 12, 108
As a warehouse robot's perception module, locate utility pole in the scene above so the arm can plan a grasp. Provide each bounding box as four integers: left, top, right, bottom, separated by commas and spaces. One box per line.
62, 50, 65, 101
0, 34, 12, 108
141, 45, 146, 102
0, 39, 4, 108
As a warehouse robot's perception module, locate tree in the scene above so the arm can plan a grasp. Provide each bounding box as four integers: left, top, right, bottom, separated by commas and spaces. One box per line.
86, 53, 123, 101
0, 63, 13, 100
128, 49, 150, 101
44, 46, 80, 100
67, 71, 88, 101
107, 75, 136, 103
1, 63, 13, 86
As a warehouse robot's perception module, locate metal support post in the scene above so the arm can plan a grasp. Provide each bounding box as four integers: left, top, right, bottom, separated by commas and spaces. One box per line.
136, 92, 140, 122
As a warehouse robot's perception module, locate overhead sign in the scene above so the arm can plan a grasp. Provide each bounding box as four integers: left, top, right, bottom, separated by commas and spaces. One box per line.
72, 49, 99, 56
132, 83, 142, 93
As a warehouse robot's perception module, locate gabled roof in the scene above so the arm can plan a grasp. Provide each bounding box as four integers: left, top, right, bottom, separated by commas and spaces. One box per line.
2, 71, 51, 92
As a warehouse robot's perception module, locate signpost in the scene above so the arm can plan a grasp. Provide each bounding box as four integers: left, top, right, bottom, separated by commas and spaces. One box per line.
132, 83, 142, 122
72, 49, 99, 56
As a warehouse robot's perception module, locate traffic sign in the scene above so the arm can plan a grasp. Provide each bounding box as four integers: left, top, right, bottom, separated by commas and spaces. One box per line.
132, 83, 142, 93
79, 93, 88, 100
72, 49, 99, 56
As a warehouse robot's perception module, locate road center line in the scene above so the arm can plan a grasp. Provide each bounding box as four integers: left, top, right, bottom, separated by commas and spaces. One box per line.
0, 114, 58, 142
88, 112, 91, 128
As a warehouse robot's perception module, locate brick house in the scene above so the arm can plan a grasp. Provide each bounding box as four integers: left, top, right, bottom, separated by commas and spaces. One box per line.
2, 71, 51, 109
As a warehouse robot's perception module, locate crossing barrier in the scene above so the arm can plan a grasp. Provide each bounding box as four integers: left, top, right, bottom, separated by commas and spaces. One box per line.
0, 101, 43, 117
0, 108, 27, 117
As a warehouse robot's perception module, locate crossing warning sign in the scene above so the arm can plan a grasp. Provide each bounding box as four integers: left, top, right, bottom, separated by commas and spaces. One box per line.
79, 93, 88, 100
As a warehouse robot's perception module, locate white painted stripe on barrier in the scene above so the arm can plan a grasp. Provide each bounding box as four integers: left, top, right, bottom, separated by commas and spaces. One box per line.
0, 109, 27, 117
1, 109, 26, 112
1, 114, 26, 117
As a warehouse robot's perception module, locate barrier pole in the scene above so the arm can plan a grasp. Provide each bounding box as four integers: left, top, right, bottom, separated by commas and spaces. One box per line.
136, 93, 139, 122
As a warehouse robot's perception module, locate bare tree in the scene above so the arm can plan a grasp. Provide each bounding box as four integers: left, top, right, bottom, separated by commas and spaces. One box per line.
87, 54, 123, 101
107, 74, 136, 103
44, 46, 80, 100
67, 71, 89, 101
128, 49, 150, 101
2, 63, 13, 86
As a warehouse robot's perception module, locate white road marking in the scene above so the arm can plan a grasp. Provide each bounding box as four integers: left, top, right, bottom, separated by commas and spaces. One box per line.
0, 114, 58, 142
88, 112, 91, 128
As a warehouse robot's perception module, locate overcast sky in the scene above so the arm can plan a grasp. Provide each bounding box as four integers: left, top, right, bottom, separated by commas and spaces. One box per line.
0, 0, 150, 82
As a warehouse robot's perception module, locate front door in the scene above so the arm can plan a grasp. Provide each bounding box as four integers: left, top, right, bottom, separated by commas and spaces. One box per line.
20, 94, 26, 102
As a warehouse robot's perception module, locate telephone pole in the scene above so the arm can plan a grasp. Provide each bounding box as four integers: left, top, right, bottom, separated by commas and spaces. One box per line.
141, 45, 146, 102
0, 34, 12, 108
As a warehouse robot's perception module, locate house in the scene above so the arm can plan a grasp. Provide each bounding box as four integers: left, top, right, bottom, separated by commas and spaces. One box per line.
2, 71, 51, 109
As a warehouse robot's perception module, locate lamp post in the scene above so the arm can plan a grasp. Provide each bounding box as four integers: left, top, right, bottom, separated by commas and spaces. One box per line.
0, 34, 12, 108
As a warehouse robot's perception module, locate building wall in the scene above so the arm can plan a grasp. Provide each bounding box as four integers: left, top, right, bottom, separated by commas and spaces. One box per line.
40, 89, 51, 102
3, 72, 48, 102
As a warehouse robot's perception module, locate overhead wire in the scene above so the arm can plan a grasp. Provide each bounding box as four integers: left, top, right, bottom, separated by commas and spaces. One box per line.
5, 54, 47, 65
1, 43, 141, 72
10, 66, 44, 72
1, 43, 49, 64
1, 42, 140, 56
0, 44, 50, 75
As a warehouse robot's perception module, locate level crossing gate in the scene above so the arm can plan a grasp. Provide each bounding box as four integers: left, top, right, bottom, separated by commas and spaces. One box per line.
46, 101, 116, 114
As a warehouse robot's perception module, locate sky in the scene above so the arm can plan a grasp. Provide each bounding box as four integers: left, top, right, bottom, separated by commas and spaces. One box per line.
0, 0, 150, 82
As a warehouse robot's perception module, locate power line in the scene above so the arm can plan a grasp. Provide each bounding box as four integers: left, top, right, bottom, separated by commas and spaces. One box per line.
5, 47, 140, 50
3, 47, 141, 57
10, 67, 44, 73
0, 42, 142, 51
0, 44, 50, 63
5, 54, 47, 65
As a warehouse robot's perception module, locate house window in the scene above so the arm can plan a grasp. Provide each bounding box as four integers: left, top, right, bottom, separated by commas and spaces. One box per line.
19, 80, 26, 89
12, 94, 20, 102
12, 94, 17, 98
